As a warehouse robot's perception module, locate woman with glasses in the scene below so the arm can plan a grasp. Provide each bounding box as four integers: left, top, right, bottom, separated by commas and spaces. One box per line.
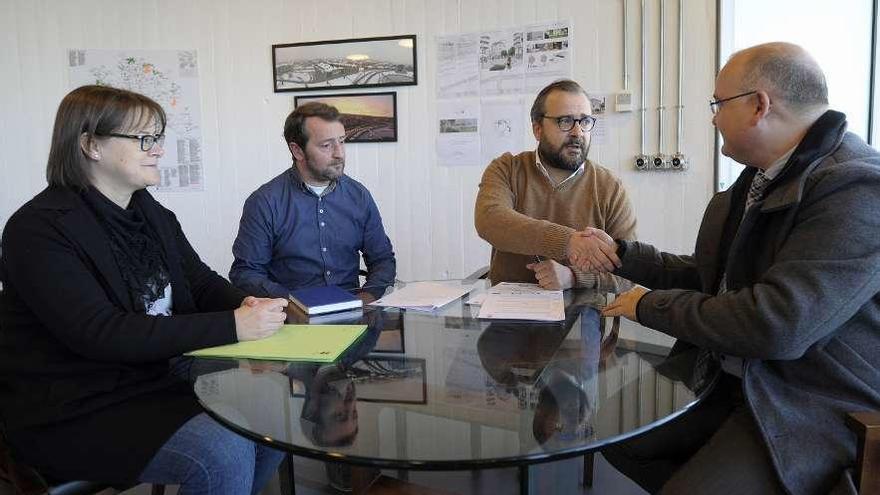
0, 85, 288, 493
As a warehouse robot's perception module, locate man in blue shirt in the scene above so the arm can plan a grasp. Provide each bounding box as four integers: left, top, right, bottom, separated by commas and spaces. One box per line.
230, 102, 396, 304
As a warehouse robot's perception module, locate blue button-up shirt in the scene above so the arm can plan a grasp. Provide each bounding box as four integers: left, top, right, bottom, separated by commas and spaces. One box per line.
230, 168, 396, 299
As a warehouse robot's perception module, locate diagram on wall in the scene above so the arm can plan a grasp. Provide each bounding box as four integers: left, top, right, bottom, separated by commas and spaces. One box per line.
524, 23, 571, 93
435, 21, 571, 166
479, 98, 525, 165
68, 49, 205, 192
437, 33, 480, 99
437, 100, 480, 166
480, 29, 526, 96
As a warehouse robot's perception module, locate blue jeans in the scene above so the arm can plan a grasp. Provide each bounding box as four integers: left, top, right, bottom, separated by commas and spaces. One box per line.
139, 413, 286, 495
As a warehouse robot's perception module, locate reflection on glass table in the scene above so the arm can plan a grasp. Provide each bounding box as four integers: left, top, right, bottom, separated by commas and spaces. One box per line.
190, 280, 719, 494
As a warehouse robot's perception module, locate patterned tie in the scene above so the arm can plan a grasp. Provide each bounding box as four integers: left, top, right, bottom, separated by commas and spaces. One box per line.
745, 170, 770, 210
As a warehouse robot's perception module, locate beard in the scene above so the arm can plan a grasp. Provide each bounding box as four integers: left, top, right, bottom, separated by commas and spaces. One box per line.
538, 136, 589, 171
305, 157, 345, 182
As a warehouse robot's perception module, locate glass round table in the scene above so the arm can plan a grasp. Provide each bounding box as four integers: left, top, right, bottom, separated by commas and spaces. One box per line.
189, 280, 718, 494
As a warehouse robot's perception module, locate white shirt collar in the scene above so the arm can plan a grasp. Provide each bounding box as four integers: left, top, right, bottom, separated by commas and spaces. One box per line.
534, 147, 585, 187
762, 144, 798, 181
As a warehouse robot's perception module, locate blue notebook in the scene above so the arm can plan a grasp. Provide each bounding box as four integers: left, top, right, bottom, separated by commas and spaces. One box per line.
289, 285, 363, 315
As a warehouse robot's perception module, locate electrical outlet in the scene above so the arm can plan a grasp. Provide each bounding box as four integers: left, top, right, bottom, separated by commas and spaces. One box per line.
652, 154, 668, 170
615, 91, 633, 112
635, 154, 650, 171
670, 153, 688, 171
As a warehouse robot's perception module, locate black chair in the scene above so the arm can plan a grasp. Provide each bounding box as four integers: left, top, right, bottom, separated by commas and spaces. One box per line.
0, 429, 165, 495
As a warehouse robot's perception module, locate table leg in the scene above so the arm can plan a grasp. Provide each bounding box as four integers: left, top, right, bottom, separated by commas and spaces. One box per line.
518, 465, 531, 495
279, 454, 296, 495
583, 452, 594, 487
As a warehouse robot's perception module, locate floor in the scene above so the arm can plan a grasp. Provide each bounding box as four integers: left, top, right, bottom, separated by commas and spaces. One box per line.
0, 454, 647, 495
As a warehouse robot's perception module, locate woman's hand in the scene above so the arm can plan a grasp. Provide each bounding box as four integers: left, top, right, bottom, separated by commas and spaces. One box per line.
234, 298, 288, 341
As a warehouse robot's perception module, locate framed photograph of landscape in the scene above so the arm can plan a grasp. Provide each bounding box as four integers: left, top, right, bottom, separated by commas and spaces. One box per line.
273, 34, 417, 93
294, 92, 398, 143
350, 357, 427, 405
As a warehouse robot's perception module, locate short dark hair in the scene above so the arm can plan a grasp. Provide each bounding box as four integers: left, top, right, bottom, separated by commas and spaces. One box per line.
283, 102, 341, 149
46, 85, 166, 190
530, 79, 590, 124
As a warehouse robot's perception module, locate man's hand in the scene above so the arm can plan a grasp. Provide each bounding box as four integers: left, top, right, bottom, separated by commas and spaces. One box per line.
526, 259, 574, 290
357, 292, 376, 304
234, 298, 288, 341
568, 227, 621, 273
601, 286, 649, 322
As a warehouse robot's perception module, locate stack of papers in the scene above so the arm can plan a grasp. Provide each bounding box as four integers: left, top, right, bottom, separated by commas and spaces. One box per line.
370, 281, 474, 312
187, 324, 368, 363
477, 282, 565, 321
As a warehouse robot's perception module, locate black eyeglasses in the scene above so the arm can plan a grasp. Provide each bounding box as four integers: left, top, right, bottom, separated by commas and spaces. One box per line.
708, 90, 757, 114
98, 133, 166, 152
542, 114, 598, 132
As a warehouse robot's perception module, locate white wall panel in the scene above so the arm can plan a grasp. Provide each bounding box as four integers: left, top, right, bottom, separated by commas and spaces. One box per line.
0, 0, 717, 283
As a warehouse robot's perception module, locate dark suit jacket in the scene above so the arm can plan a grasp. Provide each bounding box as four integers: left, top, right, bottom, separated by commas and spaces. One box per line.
0, 186, 246, 483
617, 111, 880, 494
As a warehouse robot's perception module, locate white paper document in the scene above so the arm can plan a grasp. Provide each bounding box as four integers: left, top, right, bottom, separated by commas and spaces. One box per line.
436, 99, 481, 166
480, 98, 525, 165
436, 33, 480, 99
480, 28, 526, 96
371, 281, 475, 311
477, 282, 565, 321
524, 21, 572, 93
465, 293, 487, 306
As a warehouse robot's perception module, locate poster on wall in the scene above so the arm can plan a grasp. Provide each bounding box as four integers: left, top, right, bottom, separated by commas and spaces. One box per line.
479, 28, 525, 96
436, 99, 480, 166
524, 21, 572, 93
479, 98, 525, 165
436, 33, 480, 99
68, 49, 205, 192
434, 21, 571, 167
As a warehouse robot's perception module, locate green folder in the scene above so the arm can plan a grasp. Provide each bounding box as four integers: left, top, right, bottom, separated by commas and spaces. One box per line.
187, 324, 368, 362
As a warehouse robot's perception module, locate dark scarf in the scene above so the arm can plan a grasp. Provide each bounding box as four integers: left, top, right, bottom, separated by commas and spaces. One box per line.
81, 187, 171, 314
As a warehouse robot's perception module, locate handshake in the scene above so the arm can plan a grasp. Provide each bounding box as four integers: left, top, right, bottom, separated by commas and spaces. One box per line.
567, 227, 621, 273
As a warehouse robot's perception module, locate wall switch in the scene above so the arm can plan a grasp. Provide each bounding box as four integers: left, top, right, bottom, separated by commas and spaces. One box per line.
615, 92, 633, 112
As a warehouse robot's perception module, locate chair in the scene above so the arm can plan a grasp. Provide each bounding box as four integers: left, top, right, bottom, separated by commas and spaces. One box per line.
847, 411, 880, 494
463, 265, 489, 282
0, 429, 165, 495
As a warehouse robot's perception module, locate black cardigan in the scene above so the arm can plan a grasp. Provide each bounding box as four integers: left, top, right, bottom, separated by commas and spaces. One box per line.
0, 186, 246, 483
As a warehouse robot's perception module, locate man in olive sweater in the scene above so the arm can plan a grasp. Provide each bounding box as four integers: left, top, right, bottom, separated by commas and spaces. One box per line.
475, 79, 636, 290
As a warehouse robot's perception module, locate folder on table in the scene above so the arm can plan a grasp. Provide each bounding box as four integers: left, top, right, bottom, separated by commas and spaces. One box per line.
187, 324, 368, 363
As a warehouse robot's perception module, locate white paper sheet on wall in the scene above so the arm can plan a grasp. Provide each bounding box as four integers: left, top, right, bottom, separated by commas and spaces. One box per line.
68, 49, 205, 192
434, 21, 571, 168
437, 99, 481, 166
437, 33, 481, 99
480, 98, 525, 165
523, 21, 573, 93
479, 28, 526, 97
